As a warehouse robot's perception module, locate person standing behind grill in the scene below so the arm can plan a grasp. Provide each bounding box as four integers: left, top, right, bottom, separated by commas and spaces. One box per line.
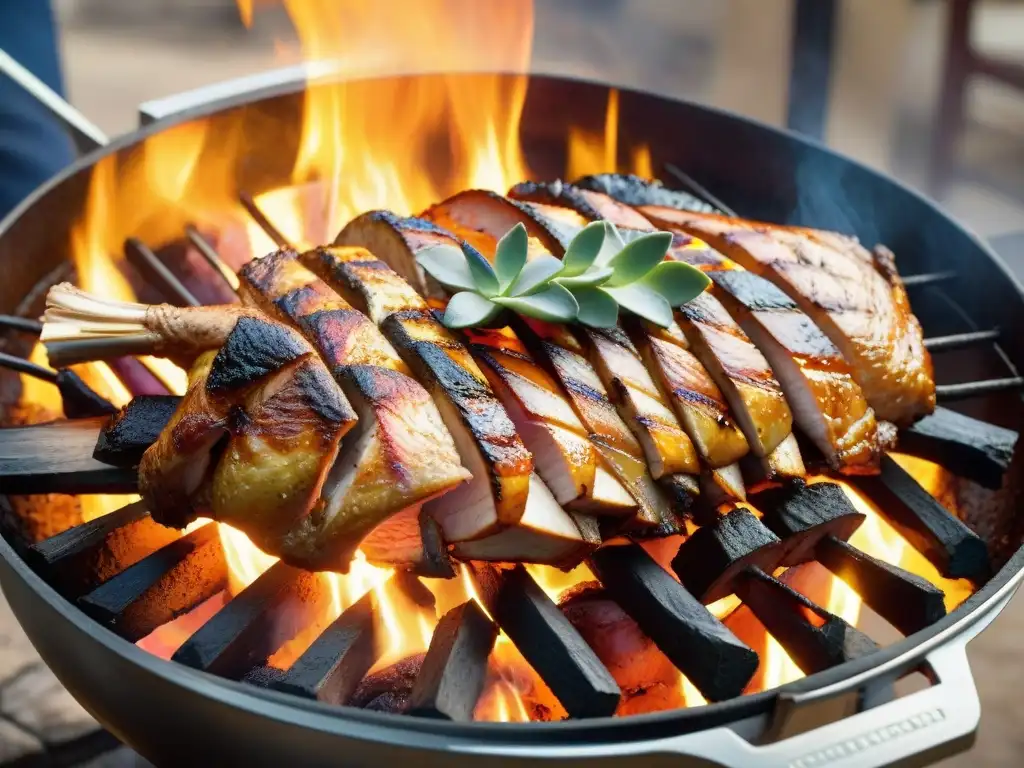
0, 1, 74, 220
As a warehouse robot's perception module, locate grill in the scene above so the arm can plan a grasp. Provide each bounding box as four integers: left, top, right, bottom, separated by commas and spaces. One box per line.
0, 65, 1022, 767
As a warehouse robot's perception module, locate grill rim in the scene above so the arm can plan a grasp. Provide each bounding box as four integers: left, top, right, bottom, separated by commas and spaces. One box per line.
0, 70, 1022, 752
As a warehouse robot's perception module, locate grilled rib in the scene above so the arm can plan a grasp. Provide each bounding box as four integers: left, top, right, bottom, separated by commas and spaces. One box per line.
421, 200, 685, 530
507, 184, 802, 481
633, 206, 935, 426
296, 242, 597, 566
559, 178, 886, 474
336, 210, 636, 518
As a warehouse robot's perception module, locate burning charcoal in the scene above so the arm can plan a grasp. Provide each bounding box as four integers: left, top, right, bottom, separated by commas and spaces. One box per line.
242, 665, 286, 688
589, 543, 757, 702
273, 591, 379, 705
350, 653, 426, 712
736, 567, 877, 675
901, 407, 1018, 490
560, 582, 679, 695
79, 523, 227, 642
26, 500, 178, 597
754, 483, 864, 564
406, 601, 497, 721
173, 562, 331, 680
92, 395, 180, 468
756, 482, 946, 635
671, 507, 787, 603
0, 417, 139, 495
54, 369, 117, 419
858, 456, 990, 581
471, 564, 620, 718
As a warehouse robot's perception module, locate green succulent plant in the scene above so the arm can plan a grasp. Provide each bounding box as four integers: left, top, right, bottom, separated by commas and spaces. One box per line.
415, 220, 710, 330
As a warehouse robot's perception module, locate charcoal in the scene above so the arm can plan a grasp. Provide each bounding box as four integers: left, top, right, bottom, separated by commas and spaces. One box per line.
754, 482, 865, 564
901, 407, 1017, 490
54, 369, 117, 419
92, 395, 180, 468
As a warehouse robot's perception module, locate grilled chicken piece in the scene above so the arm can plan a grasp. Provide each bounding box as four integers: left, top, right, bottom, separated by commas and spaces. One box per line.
563, 179, 885, 474
337, 211, 635, 519
305, 239, 607, 565
302, 244, 596, 565
707, 270, 885, 472
451, 473, 595, 568
240, 248, 526, 548
280, 364, 469, 571
136, 350, 227, 528
636, 206, 935, 425
42, 285, 470, 573
506, 184, 801, 481
420, 202, 683, 530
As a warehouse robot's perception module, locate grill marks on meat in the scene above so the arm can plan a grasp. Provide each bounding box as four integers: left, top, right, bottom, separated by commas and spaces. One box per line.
311, 237, 596, 566
638, 206, 935, 426
506, 183, 800, 481
338, 210, 637, 519
134, 315, 359, 563
707, 269, 885, 472
301, 244, 588, 560
281, 364, 469, 570
541, 179, 887, 474
422, 197, 682, 530
238, 250, 482, 567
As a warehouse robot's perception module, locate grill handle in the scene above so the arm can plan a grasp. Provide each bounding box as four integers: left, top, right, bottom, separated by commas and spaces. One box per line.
652, 577, 1018, 768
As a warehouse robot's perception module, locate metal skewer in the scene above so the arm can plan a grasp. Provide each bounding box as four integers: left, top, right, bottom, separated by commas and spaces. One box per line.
184, 225, 240, 291
0, 47, 108, 153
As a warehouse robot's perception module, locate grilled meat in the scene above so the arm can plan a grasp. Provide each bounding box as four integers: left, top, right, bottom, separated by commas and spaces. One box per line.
505, 183, 801, 480
421, 199, 684, 530
280, 363, 469, 570
239, 248, 529, 548
296, 243, 596, 566
337, 210, 636, 518
42, 285, 471, 573
560, 178, 887, 473
635, 206, 935, 425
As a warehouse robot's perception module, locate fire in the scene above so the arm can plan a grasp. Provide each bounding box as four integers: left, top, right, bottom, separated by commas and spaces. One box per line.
565, 88, 656, 180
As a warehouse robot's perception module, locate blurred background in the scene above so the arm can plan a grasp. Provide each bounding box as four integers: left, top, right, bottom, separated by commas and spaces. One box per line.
1, 0, 1022, 765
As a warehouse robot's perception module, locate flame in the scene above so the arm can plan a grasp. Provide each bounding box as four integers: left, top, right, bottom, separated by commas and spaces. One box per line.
565, 88, 655, 180
241, 0, 534, 254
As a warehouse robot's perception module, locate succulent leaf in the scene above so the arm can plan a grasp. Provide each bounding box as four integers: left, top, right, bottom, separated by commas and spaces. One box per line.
493, 283, 578, 322
443, 291, 503, 329
494, 223, 529, 293
415, 244, 477, 293
508, 255, 564, 297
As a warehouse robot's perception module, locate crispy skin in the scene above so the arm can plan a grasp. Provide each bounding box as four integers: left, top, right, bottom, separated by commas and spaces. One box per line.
212, 353, 352, 548
640, 206, 935, 425
238, 251, 407, 373
279, 365, 470, 571
138, 351, 227, 529
573, 173, 720, 215
299, 242, 536, 540
423, 201, 679, 529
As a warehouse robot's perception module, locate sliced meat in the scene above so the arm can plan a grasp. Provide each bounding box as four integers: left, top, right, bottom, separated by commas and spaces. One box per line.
299, 244, 536, 542
338, 211, 634, 518
420, 202, 682, 530
558, 179, 886, 474
638, 206, 935, 425
573, 173, 720, 215
280, 364, 470, 571
707, 269, 884, 472
240, 249, 524, 544
451, 473, 595, 567
504, 184, 798, 481
425, 191, 703, 494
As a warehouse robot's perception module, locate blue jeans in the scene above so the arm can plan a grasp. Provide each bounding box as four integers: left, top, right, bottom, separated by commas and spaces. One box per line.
0, 0, 75, 220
